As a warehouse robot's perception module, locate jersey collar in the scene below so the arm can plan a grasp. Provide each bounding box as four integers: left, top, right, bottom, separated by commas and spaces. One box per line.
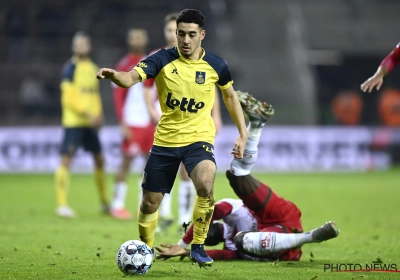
176, 47, 206, 62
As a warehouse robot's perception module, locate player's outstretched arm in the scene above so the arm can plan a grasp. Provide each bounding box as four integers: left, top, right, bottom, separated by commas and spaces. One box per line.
221, 86, 247, 159
155, 244, 240, 261
96, 68, 141, 88
360, 66, 386, 93
361, 43, 400, 93
155, 244, 190, 260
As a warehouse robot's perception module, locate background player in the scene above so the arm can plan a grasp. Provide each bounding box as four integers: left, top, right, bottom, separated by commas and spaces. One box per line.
144, 13, 223, 231
55, 31, 108, 218
156, 92, 339, 261
361, 42, 400, 93
110, 28, 152, 220
96, 9, 247, 267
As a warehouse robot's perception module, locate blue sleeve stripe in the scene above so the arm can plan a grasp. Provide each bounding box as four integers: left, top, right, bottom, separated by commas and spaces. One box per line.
61, 61, 76, 82
141, 48, 180, 79
203, 52, 232, 87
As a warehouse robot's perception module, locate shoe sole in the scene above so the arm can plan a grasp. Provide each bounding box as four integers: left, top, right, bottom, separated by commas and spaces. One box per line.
312, 221, 340, 242
189, 255, 213, 268
236, 91, 274, 122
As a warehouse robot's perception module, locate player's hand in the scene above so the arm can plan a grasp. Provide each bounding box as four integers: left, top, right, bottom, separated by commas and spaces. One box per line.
96, 68, 117, 80
361, 74, 384, 93
83, 113, 102, 130
149, 110, 161, 126
155, 244, 190, 260
231, 135, 247, 159
121, 123, 132, 141
92, 116, 103, 130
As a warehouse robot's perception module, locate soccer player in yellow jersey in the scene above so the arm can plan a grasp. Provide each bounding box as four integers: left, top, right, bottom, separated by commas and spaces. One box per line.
55, 31, 108, 218
97, 9, 247, 267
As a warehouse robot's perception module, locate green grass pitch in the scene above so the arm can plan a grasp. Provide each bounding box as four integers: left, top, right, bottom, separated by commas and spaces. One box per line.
0, 169, 399, 279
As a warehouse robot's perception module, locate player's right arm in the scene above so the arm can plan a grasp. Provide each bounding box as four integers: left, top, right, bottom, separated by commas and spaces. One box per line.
361, 42, 400, 93
98, 51, 163, 87
97, 68, 141, 88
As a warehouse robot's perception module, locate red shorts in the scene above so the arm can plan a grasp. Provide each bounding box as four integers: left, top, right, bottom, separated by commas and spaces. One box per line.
242, 183, 303, 233
122, 124, 155, 156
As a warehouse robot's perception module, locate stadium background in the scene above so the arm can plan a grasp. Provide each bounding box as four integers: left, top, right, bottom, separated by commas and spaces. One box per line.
1, 1, 400, 279
1, 0, 400, 172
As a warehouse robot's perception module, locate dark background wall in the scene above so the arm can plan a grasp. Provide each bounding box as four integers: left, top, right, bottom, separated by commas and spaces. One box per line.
1, 0, 400, 126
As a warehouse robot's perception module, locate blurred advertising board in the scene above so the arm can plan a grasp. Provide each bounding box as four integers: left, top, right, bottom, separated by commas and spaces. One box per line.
0, 126, 397, 173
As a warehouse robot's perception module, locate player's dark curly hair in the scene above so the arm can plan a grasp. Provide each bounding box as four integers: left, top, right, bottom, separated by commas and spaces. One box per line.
204, 223, 224, 246
176, 9, 206, 28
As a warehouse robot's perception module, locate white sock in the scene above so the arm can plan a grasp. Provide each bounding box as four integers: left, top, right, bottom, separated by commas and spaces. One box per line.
242, 231, 313, 255
160, 191, 173, 218
178, 179, 195, 224
111, 181, 128, 210
247, 121, 264, 141
229, 121, 263, 176
230, 149, 258, 175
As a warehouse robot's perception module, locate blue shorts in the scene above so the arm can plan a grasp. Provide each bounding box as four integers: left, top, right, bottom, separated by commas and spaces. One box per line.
60, 127, 102, 155
141, 142, 216, 194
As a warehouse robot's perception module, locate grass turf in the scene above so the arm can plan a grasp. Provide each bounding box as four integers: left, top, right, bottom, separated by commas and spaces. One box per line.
0, 169, 399, 279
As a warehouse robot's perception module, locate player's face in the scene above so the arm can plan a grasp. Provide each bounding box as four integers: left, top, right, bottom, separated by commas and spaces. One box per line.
164, 20, 177, 47
176, 22, 205, 59
72, 36, 91, 57
127, 29, 148, 52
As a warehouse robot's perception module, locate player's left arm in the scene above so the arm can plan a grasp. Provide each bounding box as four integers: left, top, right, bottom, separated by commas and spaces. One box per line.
155, 245, 240, 260
221, 85, 247, 158
206, 249, 240, 260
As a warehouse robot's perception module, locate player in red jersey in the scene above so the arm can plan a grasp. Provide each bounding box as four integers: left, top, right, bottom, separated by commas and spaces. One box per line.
361, 42, 400, 93
144, 13, 223, 230
110, 28, 153, 219
156, 92, 339, 261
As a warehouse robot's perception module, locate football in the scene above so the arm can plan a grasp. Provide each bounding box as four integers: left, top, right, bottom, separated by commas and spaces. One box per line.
116, 240, 153, 275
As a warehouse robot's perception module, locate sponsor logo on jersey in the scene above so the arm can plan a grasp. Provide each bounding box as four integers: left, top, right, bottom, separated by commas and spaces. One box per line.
195, 71, 206, 84
165, 92, 205, 113
171, 68, 178, 74
137, 62, 147, 68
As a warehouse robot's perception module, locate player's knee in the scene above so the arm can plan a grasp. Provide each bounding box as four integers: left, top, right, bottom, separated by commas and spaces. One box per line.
141, 191, 162, 213
194, 179, 213, 197
193, 176, 214, 197
94, 155, 104, 168
61, 156, 72, 167
195, 188, 213, 198
140, 199, 159, 214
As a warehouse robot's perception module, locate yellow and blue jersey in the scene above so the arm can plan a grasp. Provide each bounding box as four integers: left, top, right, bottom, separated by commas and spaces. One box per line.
134, 47, 233, 147
60, 56, 102, 127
